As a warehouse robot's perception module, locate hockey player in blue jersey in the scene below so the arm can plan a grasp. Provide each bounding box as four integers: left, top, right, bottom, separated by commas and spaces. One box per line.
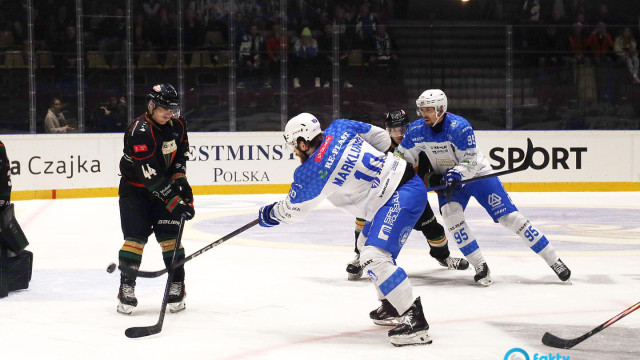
394, 89, 571, 286
258, 112, 432, 346
346, 109, 468, 281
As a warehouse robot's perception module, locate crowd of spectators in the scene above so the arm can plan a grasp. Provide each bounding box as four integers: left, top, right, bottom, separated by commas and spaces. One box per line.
519, 1, 640, 107
1, 1, 639, 132
0, 1, 403, 88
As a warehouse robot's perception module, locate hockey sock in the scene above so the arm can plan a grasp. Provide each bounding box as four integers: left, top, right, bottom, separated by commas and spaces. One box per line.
160, 238, 186, 282
425, 231, 450, 260
498, 212, 559, 266
354, 217, 366, 254
361, 245, 414, 315
119, 239, 146, 283
441, 202, 485, 267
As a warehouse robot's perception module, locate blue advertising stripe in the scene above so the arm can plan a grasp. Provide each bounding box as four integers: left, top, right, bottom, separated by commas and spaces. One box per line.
379, 267, 408, 296
530, 235, 550, 254
459, 240, 480, 256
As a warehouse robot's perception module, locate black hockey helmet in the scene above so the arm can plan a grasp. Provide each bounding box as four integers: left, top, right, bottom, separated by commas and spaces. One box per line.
147, 83, 180, 112
384, 109, 409, 129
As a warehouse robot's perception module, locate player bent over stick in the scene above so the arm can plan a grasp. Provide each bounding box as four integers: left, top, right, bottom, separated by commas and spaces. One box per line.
259, 113, 432, 346
346, 109, 468, 281
395, 89, 571, 286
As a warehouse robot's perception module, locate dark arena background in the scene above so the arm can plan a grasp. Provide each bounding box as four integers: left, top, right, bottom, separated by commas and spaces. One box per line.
1, 2, 639, 360
1, 0, 639, 133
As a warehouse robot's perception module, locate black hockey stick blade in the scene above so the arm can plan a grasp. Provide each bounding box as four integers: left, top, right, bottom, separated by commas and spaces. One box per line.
120, 218, 259, 279
125, 215, 187, 339
426, 138, 534, 192
541, 300, 640, 349
125, 324, 162, 339
541, 331, 586, 349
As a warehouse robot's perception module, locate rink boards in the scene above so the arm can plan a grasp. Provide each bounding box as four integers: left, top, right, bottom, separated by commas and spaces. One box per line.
4, 130, 640, 200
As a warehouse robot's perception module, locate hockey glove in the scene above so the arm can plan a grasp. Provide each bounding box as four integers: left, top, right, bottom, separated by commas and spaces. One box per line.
259, 202, 280, 227
166, 195, 195, 220
422, 172, 443, 189
443, 168, 462, 200
170, 174, 193, 204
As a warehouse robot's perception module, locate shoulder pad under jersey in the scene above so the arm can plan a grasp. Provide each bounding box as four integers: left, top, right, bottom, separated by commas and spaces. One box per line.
445, 114, 474, 150
127, 118, 156, 160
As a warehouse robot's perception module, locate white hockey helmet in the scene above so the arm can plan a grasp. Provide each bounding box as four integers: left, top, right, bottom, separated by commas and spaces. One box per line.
283, 112, 322, 152
416, 89, 447, 117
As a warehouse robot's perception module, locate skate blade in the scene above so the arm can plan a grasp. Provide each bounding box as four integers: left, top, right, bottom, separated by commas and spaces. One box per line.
390, 330, 432, 347
438, 261, 469, 271
373, 318, 401, 326
168, 301, 186, 313
475, 277, 493, 286
117, 303, 135, 315
347, 273, 363, 281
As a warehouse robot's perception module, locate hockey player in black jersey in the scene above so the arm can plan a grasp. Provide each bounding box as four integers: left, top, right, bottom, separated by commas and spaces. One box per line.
346, 110, 469, 281
116, 83, 194, 315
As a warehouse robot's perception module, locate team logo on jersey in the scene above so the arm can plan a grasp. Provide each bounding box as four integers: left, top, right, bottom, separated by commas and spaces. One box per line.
488, 193, 502, 209
378, 225, 392, 241
370, 177, 380, 188
162, 140, 177, 155
319, 169, 328, 178
133, 144, 148, 153
289, 189, 296, 199
399, 226, 412, 245
315, 135, 333, 162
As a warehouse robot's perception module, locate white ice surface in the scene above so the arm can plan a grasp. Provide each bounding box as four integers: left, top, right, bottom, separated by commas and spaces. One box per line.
1, 192, 639, 360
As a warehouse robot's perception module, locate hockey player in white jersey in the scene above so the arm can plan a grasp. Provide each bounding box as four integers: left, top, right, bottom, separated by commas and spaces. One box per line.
394, 89, 571, 286
258, 113, 432, 346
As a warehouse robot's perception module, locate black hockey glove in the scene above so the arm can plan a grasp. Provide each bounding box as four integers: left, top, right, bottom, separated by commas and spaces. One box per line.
170, 174, 193, 204
0, 199, 9, 212
166, 195, 195, 220
424, 173, 443, 189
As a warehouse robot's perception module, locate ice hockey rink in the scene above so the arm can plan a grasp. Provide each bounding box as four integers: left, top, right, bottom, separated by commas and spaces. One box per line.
1, 191, 639, 360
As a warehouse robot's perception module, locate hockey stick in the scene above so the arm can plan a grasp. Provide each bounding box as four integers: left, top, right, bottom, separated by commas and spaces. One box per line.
425, 138, 534, 192
119, 218, 259, 279
125, 214, 187, 339
541, 300, 640, 349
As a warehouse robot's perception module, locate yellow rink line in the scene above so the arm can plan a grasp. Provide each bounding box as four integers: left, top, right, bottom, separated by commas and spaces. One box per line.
11, 182, 640, 201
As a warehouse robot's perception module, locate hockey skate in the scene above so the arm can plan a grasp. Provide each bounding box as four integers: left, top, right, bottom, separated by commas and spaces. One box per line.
346, 253, 363, 280
551, 258, 571, 282
117, 284, 138, 315
473, 262, 493, 286
168, 282, 186, 313
370, 299, 401, 326
437, 256, 470, 270
388, 297, 432, 347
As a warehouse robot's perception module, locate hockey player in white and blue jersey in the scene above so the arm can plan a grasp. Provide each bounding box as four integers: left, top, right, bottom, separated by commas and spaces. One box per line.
258, 113, 433, 346
394, 89, 571, 286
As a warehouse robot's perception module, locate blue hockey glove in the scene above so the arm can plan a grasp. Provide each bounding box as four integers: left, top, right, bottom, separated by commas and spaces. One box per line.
444, 169, 462, 190
443, 168, 462, 200
259, 202, 280, 227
